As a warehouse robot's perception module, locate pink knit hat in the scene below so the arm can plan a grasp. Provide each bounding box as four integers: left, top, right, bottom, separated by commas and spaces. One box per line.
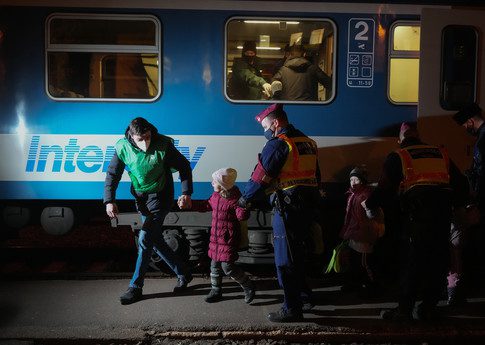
212, 168, 237, 191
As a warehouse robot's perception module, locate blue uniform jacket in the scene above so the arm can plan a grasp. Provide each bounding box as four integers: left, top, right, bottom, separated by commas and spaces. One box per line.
242, 124, 321, 204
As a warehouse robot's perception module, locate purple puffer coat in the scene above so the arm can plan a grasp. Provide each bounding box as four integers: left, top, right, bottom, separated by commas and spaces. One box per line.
198, 187, 249, 262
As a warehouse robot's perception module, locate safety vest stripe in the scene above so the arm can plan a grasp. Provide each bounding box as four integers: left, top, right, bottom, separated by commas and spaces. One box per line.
397, 144, 450, 193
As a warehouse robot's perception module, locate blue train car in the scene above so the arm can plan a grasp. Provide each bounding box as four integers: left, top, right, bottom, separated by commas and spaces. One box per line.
0, 1, 483, 260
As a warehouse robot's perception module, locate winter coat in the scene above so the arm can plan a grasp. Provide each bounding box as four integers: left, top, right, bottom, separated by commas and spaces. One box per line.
197, 187, 250, 262
229, 57, 267, 100
340, 185, 380, 244
272, 57, 331, 101
103, 124, 193, 210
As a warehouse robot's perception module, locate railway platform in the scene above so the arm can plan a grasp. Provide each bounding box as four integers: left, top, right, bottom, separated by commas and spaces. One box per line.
1, 275, 484, 345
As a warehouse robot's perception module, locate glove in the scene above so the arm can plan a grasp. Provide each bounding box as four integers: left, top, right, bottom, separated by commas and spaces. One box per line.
262, 83, 272, 98
238, 196, 252, 209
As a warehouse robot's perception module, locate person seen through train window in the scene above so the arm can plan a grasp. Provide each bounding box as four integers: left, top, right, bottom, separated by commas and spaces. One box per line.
104, 117, 193, 305
271, 44, 331, 101
184, 167, 255, 304
238, 104, 322, 322
364, 122, 468, 322
229, 40, 272, 100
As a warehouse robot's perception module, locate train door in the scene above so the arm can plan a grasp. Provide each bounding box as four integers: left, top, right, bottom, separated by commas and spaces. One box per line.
418, 7, 485, 172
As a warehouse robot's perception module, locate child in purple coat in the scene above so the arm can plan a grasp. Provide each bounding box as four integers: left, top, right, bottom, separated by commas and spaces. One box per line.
192, 168, 255, 303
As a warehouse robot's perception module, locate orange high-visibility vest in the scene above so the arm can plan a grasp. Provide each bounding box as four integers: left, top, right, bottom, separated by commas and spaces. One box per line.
275, 133, 318, 190
396, 144, 450, 194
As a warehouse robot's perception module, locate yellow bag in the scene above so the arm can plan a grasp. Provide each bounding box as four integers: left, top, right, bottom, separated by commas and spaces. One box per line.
325, 241, 350, 274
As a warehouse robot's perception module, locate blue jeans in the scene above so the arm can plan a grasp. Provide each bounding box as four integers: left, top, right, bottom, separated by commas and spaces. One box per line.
129, 209, 190, 289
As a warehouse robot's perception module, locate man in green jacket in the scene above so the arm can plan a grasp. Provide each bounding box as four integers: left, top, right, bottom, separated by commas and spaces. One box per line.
104, 117, 193, 305
229, 40, 272, 100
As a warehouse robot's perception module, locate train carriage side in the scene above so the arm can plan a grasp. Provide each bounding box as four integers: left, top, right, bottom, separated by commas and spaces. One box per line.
0, 2, 457, 262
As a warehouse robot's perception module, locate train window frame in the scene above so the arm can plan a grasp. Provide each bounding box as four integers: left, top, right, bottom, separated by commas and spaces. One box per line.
45, 13, 162, 102
387, 21, 420, 105
224, 16, 336, 104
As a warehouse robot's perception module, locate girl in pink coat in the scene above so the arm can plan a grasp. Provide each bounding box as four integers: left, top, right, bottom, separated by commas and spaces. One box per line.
194, 168, 255, 303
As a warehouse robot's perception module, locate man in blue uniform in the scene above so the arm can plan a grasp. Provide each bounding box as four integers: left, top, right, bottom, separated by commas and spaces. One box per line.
104, 117, 193, 305
365, 122, 468, 321
239, 104, 321, 322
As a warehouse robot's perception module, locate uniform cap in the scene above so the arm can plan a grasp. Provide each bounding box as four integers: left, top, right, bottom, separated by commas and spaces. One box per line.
255, 103, 283, 123
453, 103, 482, 125
212, 168, 237, 191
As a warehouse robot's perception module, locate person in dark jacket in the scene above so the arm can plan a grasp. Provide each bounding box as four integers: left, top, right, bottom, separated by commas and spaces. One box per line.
339, 166, 384, 296
365, 122, 469, 321
229, 41, 272, 100
453, 103, 485, 225
188, 168, 254, 303
272, 44, 331, 101
104, 117, 193, 305
239, 104, 322, 322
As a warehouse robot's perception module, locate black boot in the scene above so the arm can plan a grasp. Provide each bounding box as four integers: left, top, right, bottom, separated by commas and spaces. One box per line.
267, 308, 303, 323
120, 287, 142, 305
381, 307, 412, 322
173, 274, 193, 293
205, 288, 222, 303
243, 281, 255, 304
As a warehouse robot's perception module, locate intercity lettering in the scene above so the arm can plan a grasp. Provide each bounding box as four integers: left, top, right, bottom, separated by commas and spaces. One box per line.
25, 136, 206, 173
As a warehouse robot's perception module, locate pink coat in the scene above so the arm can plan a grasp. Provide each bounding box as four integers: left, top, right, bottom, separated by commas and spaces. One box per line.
197, 187, 249, 262
339, 185, 379, 244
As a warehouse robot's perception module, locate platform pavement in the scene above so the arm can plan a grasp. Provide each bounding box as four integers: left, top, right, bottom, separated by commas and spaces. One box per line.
0, 277, 484, 344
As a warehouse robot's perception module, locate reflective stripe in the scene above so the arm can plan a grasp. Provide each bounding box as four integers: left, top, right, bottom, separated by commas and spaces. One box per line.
397, 144, 450, 194
275, 133, 318, 190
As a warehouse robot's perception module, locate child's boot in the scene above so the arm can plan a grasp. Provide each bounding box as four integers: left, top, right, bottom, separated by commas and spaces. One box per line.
205, 273, 222, 303
242, 279, 255, 304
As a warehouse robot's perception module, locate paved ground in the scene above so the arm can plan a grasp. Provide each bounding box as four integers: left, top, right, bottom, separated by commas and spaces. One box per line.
0, 276, 484, 344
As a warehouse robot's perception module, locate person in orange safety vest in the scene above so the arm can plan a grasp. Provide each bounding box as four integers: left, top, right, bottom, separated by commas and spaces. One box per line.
364, 122, 468, 322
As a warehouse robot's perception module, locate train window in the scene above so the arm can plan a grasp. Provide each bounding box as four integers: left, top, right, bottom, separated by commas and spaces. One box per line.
46, 14, 161, 101
225, 17, 336, 103
388, 22, 420, 104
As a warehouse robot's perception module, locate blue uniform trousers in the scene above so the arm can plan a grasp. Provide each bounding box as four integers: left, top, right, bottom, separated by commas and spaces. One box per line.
272, 209, 312, 313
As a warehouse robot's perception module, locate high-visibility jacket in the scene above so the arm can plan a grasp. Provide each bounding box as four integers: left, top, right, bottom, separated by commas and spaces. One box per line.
396, 144, 450, 194
275, 133, 318, 190
115, 135, 172, 193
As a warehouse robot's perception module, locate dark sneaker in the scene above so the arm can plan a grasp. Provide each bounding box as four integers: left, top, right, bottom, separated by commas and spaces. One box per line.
340, 283, 358, 293
302, 301, 315, 312
243, 284, 255, 304
414, 304, 439, 321
173, 274, 193, 293
381, 307, 412, 322
267, 308, 303, 323
120, 287, 142, 305
204, 288, 222, 303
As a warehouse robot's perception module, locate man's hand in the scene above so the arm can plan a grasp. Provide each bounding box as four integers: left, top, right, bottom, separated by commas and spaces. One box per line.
106, 202, 119, 219
262, 83, 272, 98
178, 195, 192, 210
237, 196, 251, 209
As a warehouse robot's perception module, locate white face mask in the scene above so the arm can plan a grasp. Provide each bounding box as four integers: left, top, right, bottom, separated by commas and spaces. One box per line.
135, 139, 150, 152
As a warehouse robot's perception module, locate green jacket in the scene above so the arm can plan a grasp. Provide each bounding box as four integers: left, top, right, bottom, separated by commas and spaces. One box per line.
115, 135, 172, 193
